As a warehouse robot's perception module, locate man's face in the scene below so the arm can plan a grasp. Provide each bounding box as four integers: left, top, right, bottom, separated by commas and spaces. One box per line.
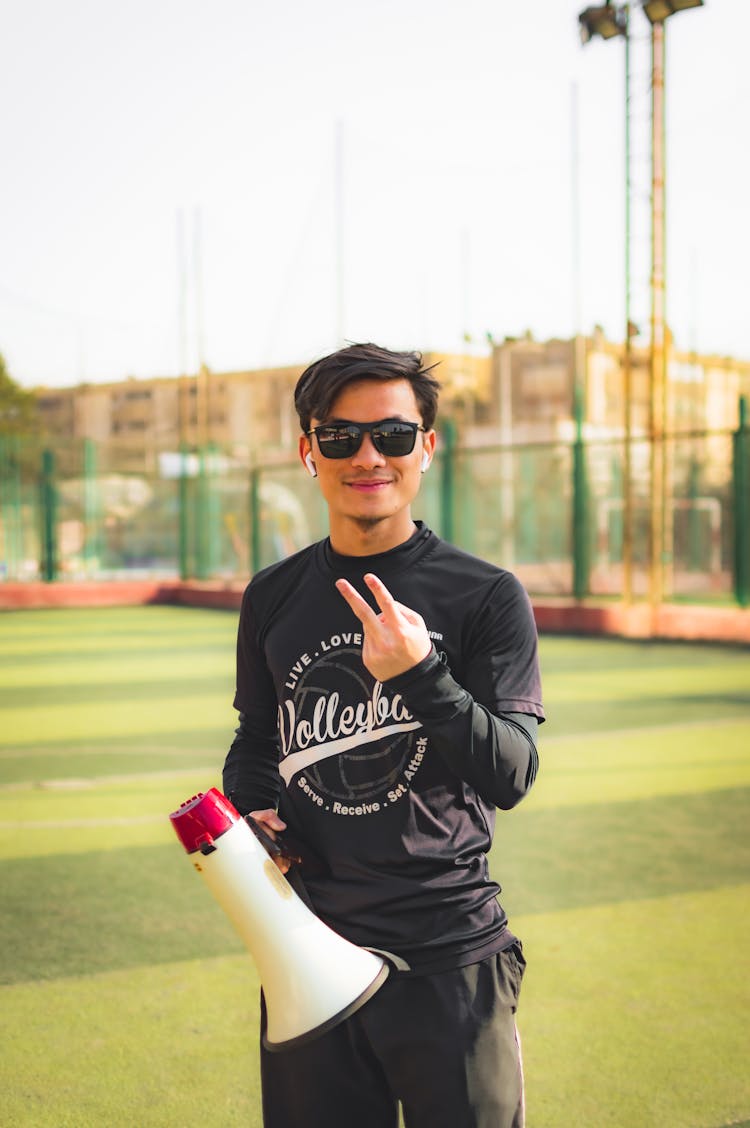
299, 378, 436, 548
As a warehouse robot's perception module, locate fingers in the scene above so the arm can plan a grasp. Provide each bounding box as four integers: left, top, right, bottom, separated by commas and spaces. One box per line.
336, 573, 402, 623
363, 573, 399, 618
335, 578, 380, 625
334, 573, 431, 681
247, 809, 291, 873
249, 808, 287, 836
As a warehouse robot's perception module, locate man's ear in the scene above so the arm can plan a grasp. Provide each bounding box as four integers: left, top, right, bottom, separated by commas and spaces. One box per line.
422, 429, 437, 470
299, 435, 317, 478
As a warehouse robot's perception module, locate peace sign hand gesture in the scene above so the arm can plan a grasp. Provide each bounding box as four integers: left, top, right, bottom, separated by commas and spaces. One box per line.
335, 572, 432, 683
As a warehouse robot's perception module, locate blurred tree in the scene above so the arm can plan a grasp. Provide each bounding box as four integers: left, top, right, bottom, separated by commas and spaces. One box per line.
0, 353, 40, 435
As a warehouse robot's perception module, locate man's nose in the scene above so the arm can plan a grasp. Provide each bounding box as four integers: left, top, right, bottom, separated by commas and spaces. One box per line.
351, 432, 386, 467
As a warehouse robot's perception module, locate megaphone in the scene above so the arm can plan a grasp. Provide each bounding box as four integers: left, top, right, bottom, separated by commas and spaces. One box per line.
169, 788, 389, 1051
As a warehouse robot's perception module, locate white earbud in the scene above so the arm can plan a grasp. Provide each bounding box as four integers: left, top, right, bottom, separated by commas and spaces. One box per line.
305, 453, 317, 478
421, 452, 430, 473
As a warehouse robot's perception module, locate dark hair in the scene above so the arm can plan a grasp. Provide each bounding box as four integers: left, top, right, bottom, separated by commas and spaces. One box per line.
294, 342, 441, 433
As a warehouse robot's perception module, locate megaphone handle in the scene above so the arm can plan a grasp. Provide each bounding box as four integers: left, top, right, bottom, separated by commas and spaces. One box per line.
244, 815, 304, 867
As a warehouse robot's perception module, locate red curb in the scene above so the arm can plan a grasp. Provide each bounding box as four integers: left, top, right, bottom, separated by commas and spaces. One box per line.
1, 582, 747, 643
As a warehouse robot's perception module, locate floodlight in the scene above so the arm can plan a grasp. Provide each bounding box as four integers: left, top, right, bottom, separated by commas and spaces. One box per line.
641, 0, 704, 24
579, 3, 628, 43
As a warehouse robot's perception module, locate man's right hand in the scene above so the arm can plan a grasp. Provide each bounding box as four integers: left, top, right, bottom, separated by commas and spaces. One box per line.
247, 809, 293, 873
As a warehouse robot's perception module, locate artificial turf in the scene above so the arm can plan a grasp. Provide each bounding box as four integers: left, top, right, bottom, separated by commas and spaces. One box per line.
1, 607, 748, 1126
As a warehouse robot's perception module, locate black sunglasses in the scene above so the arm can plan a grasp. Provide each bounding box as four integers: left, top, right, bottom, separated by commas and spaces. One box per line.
306, 419, 425, 459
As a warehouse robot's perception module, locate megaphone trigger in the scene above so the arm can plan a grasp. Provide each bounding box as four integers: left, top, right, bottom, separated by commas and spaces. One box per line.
245, 815, 303, 867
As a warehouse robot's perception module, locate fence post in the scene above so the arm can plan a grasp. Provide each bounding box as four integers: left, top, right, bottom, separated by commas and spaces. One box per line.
733, 395, 749, 607
178, 444, 190, 580
40, 448, 58, 582
195, 446, 210, 580
249, 466, 262, 575
572, 393, 590, 600
205, 442, 222, 578
440, 418, 457, 543
0, 436, 22, 579
82, 437, 100, 574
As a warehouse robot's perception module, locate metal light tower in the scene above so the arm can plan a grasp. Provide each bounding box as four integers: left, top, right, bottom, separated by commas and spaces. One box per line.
578, 2, 634, 602
577, 0, 704, 608
641, 0, 704, 609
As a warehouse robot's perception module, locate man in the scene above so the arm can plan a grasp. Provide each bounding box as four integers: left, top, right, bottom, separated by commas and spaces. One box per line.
223, 342, 544, 1128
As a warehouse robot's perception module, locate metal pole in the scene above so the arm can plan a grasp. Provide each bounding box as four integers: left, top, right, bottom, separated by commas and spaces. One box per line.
335, 119, 346, 346
498, 344, 516, 568
440, 417, 457, 544
571, 82, 582, 340
177, 209, 189, 447
0, 436, 23, 580
572, 388, 590, 600
40, 448, 58, 582
649, 20, 666, 610
195, 445, 209, 580
622, 5, 634, 602
178, 443, 190, 580
250, 465, 262, 575
206, 442, 221, 577
733, 396, 750, 607
82, 437, 99, 575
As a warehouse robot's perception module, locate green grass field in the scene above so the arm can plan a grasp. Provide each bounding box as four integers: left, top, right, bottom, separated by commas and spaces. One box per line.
1, 606, 748, 1127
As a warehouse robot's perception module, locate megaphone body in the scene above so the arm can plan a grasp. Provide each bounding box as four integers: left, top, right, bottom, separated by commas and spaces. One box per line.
170, 789, 388, 1051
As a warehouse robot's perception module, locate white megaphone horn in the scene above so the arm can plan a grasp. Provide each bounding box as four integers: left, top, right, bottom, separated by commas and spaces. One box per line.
169, 788, 389, 1051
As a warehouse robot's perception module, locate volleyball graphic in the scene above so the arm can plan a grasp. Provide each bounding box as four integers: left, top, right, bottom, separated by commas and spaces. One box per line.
291, 647, 418, 804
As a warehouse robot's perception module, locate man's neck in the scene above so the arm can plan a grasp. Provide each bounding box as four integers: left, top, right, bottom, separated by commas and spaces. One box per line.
328, 514, 418, 557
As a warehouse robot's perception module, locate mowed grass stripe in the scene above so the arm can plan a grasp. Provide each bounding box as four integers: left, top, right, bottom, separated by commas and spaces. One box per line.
0, 630, 234, 655
1, 838, 244, 984
492, 785, 750, 918
525, 719, 750, 807
0, 774, 222, 828
0, 612, 234, 676
542, 693, 750, 736
538, 634, 749, 672
0, 785, 215, 861
0, 604, 237, 637
0, 751, 221, 790
542, 663, 750, 703
0, 693, 235, 747
539, 636, 750, 736
0, 675, 234, 709
518, 884, 750, 1128
0, 646, 234, 685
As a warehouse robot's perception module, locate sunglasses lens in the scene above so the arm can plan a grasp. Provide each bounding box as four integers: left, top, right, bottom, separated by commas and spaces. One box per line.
372, 422, 417, 456
315, 425, 360, 458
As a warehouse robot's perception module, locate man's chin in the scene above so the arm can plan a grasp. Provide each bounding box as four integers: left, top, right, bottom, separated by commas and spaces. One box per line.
351, 515, 387, 532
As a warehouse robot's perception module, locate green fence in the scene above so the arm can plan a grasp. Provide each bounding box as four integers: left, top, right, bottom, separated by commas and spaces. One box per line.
2, 407, 749, 605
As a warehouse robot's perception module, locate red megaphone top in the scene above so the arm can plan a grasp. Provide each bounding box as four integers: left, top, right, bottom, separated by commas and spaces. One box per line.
169, 788, 241, 854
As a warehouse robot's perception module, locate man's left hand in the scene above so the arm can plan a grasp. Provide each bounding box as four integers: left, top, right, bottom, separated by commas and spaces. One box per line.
335, 572, 432, 682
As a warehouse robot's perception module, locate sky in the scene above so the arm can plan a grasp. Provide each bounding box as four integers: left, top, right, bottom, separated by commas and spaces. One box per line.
1, 0, 747, 389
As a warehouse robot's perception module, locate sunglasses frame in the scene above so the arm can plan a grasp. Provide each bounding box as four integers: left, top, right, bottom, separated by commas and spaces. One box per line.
306, 418, 426, 459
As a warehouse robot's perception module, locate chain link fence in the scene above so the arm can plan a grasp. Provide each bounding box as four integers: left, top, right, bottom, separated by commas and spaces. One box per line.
2, 416, 749, 604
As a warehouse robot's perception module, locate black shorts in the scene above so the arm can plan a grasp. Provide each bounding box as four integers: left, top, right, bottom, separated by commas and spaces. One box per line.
259, 943, 526, 1128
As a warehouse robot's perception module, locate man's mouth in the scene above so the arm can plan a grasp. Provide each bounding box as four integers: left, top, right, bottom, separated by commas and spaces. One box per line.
346, 478, 392, 492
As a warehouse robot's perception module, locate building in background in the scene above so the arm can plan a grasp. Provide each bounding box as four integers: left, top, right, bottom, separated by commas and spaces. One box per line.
33, 336, 749, 466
